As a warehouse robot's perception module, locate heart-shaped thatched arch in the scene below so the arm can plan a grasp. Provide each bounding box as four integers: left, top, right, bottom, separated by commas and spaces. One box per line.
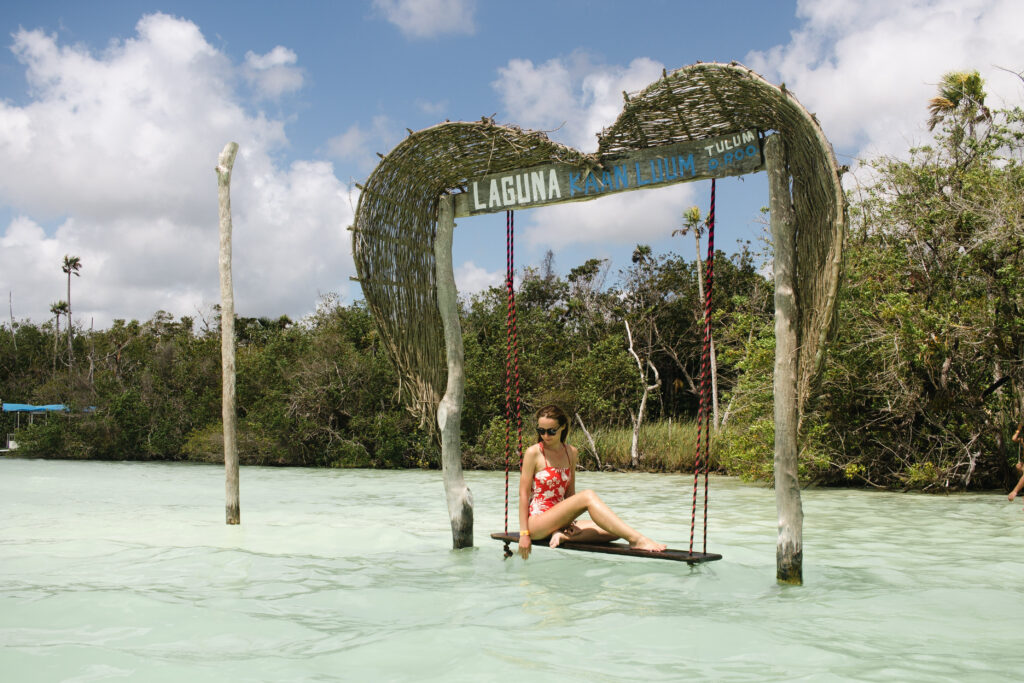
353, 61, 844, 425
352, 61, 846, 583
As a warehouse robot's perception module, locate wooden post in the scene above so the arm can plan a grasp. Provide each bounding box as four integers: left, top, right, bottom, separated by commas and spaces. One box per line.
216, 142, 240, 526
765, 134, 802, 584
434, 194, 473, 549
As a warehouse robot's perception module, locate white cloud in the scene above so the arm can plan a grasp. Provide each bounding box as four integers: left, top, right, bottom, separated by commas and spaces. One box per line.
324, 115, 402, 175
416, 98, 448, 116
325, 124, 372, 163
745, 0, 1024, 164
243, 45, 304, 99
491, 52, 673, 248
492, 57, 578, 139
230, 159, 354, 317
1, 217, 67, 315
522, 183, 698, 252
493, 52, 665, 152
455, 260, 502, 294
373, 0, 476, 39
488, 2, 1024, 256
0, 13, 355, 328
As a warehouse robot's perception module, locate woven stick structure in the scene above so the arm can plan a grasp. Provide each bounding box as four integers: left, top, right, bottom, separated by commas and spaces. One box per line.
352, 122, 590, 426
352, 61, 845, 427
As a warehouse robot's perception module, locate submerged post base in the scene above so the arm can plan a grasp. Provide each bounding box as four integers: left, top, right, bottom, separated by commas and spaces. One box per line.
451, 495, 473, 549
776, 549, 802, 585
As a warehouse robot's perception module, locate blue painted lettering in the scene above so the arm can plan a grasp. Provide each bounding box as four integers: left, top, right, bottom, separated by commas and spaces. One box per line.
678, 154, 694, 176
612, 165, 626, 189
583, 172, 599, 195
649, 160, 662, 183
664, 158, 678, 180
635, 162, 651, 186
569, 172, 583, 197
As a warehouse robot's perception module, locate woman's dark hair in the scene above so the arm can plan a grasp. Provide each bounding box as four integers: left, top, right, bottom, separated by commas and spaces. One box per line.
536, 404, 569, 443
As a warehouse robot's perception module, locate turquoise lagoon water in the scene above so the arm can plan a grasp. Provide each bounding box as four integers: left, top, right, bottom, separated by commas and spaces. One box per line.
1, 458, 1022, 681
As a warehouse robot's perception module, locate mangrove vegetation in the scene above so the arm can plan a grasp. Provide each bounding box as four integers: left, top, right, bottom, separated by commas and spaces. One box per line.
2, 72, 1021, 492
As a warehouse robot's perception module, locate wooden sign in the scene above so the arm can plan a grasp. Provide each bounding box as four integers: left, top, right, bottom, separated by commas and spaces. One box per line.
454, 130, 762, 217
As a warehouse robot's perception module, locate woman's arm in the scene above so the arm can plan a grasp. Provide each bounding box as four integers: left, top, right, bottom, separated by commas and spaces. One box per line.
1013, 423, 1023, 443
518, 445, 538, 558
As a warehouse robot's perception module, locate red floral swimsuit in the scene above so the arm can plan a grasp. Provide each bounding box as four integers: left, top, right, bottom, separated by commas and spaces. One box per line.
529, 442, 571, 516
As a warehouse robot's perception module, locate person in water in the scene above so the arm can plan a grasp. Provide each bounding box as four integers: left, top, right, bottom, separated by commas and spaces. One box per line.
517, 404, 666, 559
1008, 423, 1024, 503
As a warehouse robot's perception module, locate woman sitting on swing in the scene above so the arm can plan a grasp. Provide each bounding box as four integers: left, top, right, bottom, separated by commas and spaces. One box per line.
517, 404, 666, 559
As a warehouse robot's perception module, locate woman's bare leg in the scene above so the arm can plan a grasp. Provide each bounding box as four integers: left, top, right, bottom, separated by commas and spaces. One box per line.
529, 490, 666, 551
550, 520, 617, 547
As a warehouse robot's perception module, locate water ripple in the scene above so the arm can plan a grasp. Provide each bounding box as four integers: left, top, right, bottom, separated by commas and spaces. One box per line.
1, 460, 1022, 680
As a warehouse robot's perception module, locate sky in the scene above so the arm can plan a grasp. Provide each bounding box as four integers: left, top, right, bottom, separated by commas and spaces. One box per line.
1, 0, 1023, 329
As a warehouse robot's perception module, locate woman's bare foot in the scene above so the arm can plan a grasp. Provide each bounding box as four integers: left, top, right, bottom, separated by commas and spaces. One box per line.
549, 530, 572, 548
630, 535, 667, 552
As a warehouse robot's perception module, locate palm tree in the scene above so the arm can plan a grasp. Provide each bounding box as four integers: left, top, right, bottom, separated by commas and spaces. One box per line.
927, 70, 991, 134
61, 255, 82, 366
673, 207, 720, 431
49, 300, 68, 370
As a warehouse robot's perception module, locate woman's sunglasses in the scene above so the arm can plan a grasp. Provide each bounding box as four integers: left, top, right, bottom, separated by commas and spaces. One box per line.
536, 426, 562, 436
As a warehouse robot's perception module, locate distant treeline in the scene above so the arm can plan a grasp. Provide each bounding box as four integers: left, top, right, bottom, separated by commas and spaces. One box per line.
2, 74, 1022, 491
0, 245, 771, 473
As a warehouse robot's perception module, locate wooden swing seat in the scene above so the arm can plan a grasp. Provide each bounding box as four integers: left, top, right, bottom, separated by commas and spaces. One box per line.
490, 532, 722, 564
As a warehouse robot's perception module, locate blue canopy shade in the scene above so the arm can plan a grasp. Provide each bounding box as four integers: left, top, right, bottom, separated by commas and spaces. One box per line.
2, 403, 69, 413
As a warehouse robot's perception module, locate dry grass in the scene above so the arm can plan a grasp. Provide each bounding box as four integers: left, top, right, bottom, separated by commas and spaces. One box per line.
581, 419, 717, 472
466, 417, 725, 473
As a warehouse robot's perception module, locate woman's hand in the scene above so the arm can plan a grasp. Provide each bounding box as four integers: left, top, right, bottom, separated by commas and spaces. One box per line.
518, 534, 532, 559
549, 522, 579, 548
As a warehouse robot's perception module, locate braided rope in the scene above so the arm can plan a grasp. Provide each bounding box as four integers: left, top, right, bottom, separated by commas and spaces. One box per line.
502, 210, 522, 559
691, 178, 716, 554
503, 211, 513, 557
690, 394, 704, 552
511, 222, 523, 472
703, 179, 716, 551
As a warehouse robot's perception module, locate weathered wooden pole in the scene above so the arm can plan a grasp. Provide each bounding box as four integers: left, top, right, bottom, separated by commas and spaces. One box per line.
216, 142, 240, 526
765, 134, 802, 584
434, 194, 473, 548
